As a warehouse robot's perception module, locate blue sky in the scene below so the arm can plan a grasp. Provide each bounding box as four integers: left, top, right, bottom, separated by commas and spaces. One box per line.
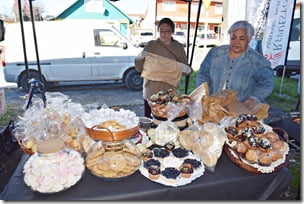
0, 0, 148, 17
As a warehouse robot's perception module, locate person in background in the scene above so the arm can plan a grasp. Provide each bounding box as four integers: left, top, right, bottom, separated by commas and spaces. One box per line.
135, 17, 191, 118
196, 20, 274, 104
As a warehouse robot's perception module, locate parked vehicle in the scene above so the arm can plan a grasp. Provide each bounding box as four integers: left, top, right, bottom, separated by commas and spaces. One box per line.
130, 29, 154, 47
172, 31, 187, 46
2, 20, 143, 92
196, 32, 219, 47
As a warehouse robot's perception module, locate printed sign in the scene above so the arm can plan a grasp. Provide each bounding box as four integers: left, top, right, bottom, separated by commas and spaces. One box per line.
262, 0, 296, 68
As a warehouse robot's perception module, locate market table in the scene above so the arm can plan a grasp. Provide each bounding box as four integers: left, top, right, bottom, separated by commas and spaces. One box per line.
0, 152, 292, 201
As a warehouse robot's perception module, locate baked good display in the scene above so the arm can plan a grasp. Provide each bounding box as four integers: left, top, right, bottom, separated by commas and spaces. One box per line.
81, 108, 139, 142
23, 148, 85, 193
86, 140, 141, 179
223, 115, 289, 173
148, 89, 192, 119
139, 145, 205, 187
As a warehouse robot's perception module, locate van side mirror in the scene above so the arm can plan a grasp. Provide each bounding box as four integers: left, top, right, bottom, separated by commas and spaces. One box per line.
0, 20, 5, 42
122, 42, 128, 49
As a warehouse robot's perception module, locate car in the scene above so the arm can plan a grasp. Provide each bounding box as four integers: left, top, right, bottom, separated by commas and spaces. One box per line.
172, 31, 187, 46
130, 30, 154, 47
196, 32, 219, 47
2, 20, 144, 92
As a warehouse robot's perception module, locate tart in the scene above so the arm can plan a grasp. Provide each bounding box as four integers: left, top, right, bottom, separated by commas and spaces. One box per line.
161, 167, 180, 180
148, 166, 161, 180
141, 149, 153, 161
179, 164, 194, 178
172, 147, 189, 158
143, 158, 161, 169
183, 158, 202, 169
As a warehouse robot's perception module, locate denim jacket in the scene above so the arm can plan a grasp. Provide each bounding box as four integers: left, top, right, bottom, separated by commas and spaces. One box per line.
196, 45, 274, 103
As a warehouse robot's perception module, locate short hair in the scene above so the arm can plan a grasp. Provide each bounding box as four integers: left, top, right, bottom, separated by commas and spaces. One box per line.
228, 20, 255, 40
157, 18, 175, 33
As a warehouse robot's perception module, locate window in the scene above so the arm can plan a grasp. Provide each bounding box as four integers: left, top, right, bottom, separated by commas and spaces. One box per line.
163, 1, 176, 11
94, 29, 120, 47
215, 4, 223, 15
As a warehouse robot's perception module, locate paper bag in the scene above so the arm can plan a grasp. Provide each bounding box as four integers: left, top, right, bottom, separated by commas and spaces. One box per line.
141, 52, 190, 87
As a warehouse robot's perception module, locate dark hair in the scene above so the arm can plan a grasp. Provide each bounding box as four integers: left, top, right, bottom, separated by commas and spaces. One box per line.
157, 18, 175, 33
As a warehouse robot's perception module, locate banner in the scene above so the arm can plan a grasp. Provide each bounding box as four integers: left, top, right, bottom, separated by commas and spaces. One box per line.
262, 0, 296, 68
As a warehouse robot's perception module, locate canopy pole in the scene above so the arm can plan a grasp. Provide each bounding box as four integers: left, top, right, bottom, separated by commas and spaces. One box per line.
18, 0, 30, 92
184, 0, 192, 94
189, 0, 202, 67
28, 0, 42, 82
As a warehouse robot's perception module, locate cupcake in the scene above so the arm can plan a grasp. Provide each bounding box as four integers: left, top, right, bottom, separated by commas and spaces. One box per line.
245, 149, 258, 163
268, 149, 283, 162
235, 114, 248, 129
179, 163, 194, 178
148, 166, 161, 180
258, 152, 273, 166
253, 123, 266, 137
265, 132, 280, 142
246, 114, 258, 127
224, 126, 239, 141
141, 149, 153, 161
258, 137, 272, 150
164, 141, 175, 152
234, 142, 248, 154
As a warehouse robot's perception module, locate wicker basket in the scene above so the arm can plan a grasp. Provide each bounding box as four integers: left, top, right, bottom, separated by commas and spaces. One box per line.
224, 127, 289, 174
148, 101, 187, 119
86, 125, 139, 142
17, 139, 35, 155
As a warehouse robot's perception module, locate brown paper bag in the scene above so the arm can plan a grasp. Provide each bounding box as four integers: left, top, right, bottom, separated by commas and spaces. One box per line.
141, 52, 183, 87
209, 90, 238, 107
189, 82, 209, 104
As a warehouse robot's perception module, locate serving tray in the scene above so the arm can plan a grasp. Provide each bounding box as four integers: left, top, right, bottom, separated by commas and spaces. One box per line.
224, 127, 289, 174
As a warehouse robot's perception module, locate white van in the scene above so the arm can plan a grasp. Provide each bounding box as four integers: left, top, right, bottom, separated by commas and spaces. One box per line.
2, 20, 143, 91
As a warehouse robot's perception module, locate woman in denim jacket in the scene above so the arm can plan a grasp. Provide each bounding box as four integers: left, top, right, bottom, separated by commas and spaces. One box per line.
196, 20, 274, 103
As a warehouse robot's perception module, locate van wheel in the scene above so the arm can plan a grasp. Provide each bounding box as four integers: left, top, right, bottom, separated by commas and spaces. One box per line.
125, 69, 143, 91
20, 72, 47, 93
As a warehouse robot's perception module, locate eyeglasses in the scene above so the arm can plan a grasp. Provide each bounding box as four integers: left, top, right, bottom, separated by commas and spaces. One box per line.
160, 30, 172, 34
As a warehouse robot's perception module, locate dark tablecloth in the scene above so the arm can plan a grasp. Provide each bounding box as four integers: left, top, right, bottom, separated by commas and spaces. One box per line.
0, 152, 292, 201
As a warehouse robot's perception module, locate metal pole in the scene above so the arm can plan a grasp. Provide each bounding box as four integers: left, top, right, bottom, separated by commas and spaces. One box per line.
18, 0, 30, 91
190, 0, 202, 67
28, 0, 42, 81
184, 0, 191, 94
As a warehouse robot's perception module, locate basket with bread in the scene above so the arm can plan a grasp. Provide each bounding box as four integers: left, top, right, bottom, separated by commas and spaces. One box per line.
222, 114, 289, 174
148, 89, 192, 119
81, 108, 139, 142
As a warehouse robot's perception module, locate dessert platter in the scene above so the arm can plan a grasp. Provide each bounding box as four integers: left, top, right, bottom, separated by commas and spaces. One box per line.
139, 143, 205, 187
23, 139, 85, 194
223, 114, 289, 174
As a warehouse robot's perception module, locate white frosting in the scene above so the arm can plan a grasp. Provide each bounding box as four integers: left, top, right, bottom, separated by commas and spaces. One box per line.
81, 108, 139, 131
23, 149, 85, 193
